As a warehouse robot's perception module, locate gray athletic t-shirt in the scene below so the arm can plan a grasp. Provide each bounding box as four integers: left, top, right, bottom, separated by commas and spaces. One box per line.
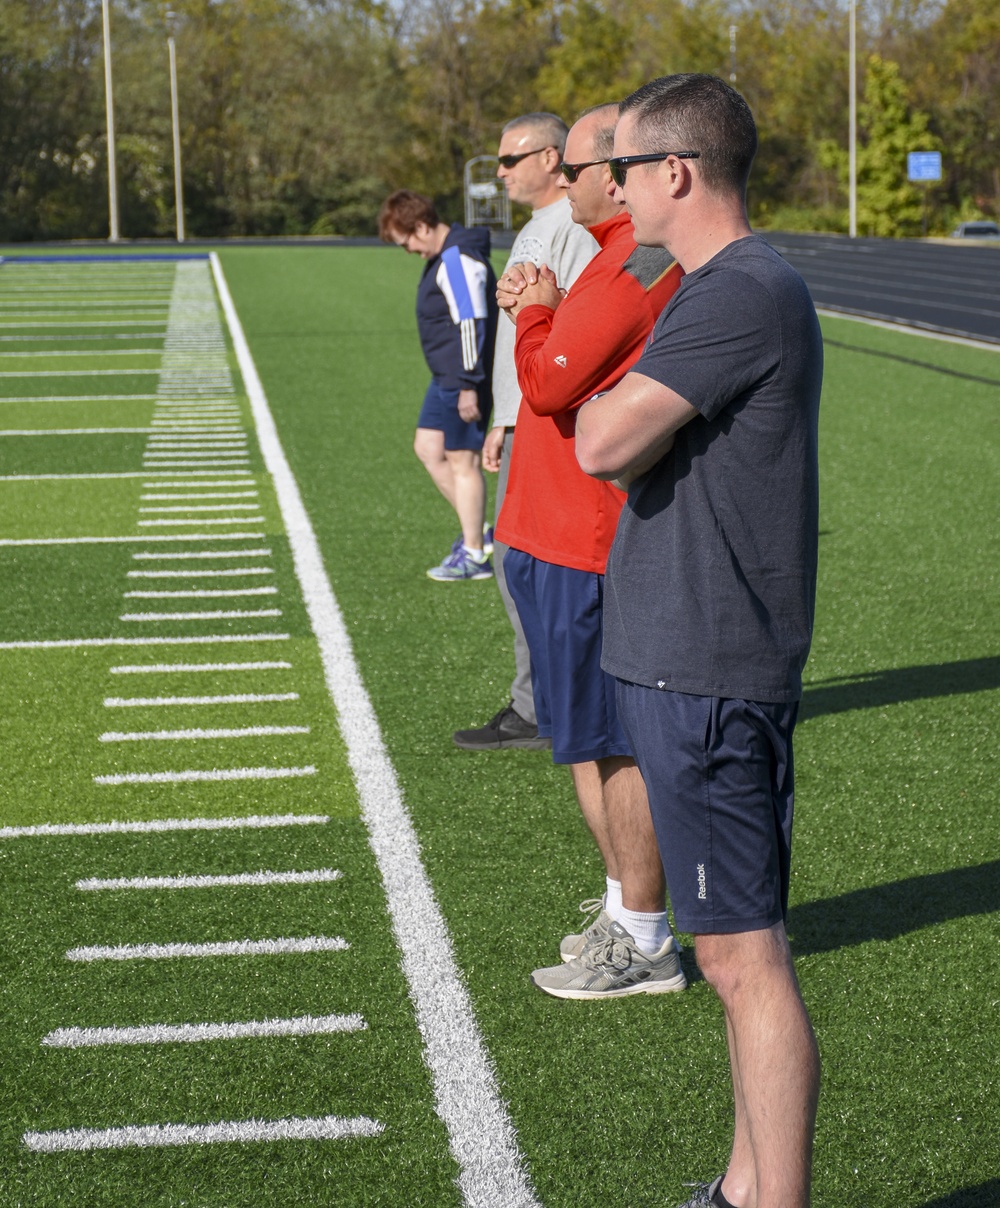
492, 197, 598, 426
602, 235, 823, 703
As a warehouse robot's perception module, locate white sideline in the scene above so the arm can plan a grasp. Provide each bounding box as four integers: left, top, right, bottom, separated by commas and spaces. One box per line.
0, 813, 326, 840
23, 1114, 383, 1152
42, 1011, 363, 1048
212, 251, 540, 1207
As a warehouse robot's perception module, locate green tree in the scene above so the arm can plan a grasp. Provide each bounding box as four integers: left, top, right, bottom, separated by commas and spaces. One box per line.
856, 54, 940, 236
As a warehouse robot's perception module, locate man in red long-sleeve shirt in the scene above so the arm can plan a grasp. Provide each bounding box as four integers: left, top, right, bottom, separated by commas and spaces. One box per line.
495, 104, 686, 998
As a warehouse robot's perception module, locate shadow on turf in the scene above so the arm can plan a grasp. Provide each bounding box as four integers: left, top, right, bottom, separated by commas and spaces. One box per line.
824, 338, 1000, 387
800, 656, 1000, 721
787, 859, 1000, 956
919, 1180, 1000, 1208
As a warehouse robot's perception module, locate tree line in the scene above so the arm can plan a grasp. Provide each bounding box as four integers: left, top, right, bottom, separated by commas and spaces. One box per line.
1, 0, 997, 242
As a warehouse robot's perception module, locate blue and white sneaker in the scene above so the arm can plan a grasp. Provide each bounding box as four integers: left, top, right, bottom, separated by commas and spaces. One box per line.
427, 547, 494, 582
451, 523, 494, 557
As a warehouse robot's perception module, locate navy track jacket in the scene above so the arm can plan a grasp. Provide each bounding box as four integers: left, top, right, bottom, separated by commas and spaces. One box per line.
416, 224, 498, 392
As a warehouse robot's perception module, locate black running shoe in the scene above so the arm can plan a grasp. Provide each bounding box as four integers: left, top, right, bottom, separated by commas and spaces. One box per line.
452, 702, 550, 751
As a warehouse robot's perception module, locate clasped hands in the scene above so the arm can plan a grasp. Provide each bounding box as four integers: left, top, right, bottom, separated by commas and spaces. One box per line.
497, 262, 566, 322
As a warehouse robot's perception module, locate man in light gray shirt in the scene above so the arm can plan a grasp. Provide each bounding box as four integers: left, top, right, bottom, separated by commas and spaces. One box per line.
453, 111, 598, 751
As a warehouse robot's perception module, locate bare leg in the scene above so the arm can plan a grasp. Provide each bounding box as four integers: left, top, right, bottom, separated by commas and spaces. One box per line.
445, 447, 485, 550
569, 761, 616, 878
696, 923, 819, 1208
414, 427, 456, 508
600, 756, 665, 913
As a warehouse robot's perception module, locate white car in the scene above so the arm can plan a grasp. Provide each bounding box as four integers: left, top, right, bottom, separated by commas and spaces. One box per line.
951, 221, 1000, 238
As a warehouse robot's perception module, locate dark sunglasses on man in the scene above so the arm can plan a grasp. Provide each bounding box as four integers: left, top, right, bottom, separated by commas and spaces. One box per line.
607, 151, 700, 188
497, 147, 554, 169
558, 159, 609, 183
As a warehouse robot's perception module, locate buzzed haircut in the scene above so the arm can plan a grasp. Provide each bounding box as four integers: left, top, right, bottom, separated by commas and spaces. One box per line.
377, 189, 440, 241
501, 112, 570, 157
620, 74, 757, 198
578, 102, 621, 162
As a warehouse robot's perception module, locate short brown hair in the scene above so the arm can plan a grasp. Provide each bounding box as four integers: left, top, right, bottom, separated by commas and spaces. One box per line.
378, 190, 440, 242
620, 74, 757, 199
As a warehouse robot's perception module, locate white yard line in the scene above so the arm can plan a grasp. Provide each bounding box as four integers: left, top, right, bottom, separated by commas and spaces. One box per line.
104, 693, 297, 706
0, 348, 162, 358
0, 393, 158, 402
0, 427, 153, 436
139, 505, 259, 513
0, 368, 160, 378
140, 493, 259, 501
0, 812, 326, 840
213, 250, 540, 1208
109, 661, 292, 674
122, 587, 278, 598
0, 634, 289, 650
42, 1012, 361, 1047
66, 935, 348, 962
75, 868, 338, 891
132, 547, 269, 558
119, 608, 281, 620
0, 472, 249, 481
126, 568, 272, 577
0, 534, 265, 545
23, 1114, 383, 1153
93, 765, 316, 785
136, 519, 263, 527
98, 725, 309, 741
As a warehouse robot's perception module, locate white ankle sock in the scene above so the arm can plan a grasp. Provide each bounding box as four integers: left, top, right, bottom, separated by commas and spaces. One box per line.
618, 906, 672, 955
462, 544, 486, 561
604, 877, 623, 920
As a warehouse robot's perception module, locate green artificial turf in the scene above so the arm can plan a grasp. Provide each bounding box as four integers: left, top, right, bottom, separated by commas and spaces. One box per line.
1, 246, 997, 1208
219, 246, 1000, 1208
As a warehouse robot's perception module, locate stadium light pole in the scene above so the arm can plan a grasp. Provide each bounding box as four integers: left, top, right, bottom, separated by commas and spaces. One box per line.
167, 12, 186, 243
848, 0, 858, 238
101, 0, 121, 241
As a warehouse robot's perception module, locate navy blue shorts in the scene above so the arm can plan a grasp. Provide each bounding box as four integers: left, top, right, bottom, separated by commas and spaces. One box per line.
504, 549, 632, 765
616, 683, 798, 935
417, 380, 491, 452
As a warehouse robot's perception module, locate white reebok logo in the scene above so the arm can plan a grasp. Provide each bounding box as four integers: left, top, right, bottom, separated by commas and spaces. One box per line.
554, 355, 567, 367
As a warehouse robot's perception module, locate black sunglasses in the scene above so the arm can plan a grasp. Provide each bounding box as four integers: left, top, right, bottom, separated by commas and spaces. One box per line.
608, 151, 700, 187
497, 147, 552, 169
558, 159, 609, 183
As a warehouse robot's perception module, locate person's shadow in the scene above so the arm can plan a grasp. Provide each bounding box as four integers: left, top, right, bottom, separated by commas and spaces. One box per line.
918, 1181, 1000, 1208
790, 654, 1000, 952
787, 859, 1000, 956
800, 656, 1000, 721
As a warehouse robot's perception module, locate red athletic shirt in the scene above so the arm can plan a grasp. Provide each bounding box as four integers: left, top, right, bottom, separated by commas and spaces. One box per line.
496, 211, 683, 573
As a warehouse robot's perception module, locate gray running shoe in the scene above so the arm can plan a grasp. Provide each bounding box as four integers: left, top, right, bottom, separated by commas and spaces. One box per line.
531, 919, 687, 1000
675, 1177, 725, 1208
559, 896, 611, 962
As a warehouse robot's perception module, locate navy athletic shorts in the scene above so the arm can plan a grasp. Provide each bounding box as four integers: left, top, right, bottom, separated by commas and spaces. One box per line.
504, 549, 632, 765
616, 683, 798, 935
416, 380, 491, 451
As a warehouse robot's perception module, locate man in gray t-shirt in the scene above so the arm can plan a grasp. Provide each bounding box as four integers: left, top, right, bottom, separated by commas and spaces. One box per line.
577, 76, 822, 1208
453, 112, 597, 751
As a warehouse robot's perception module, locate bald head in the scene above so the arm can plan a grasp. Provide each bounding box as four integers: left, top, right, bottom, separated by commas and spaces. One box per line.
559, 105, 621, 229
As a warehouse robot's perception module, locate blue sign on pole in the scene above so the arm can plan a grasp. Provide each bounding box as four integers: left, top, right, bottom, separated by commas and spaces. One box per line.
908, 151, 942, 182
